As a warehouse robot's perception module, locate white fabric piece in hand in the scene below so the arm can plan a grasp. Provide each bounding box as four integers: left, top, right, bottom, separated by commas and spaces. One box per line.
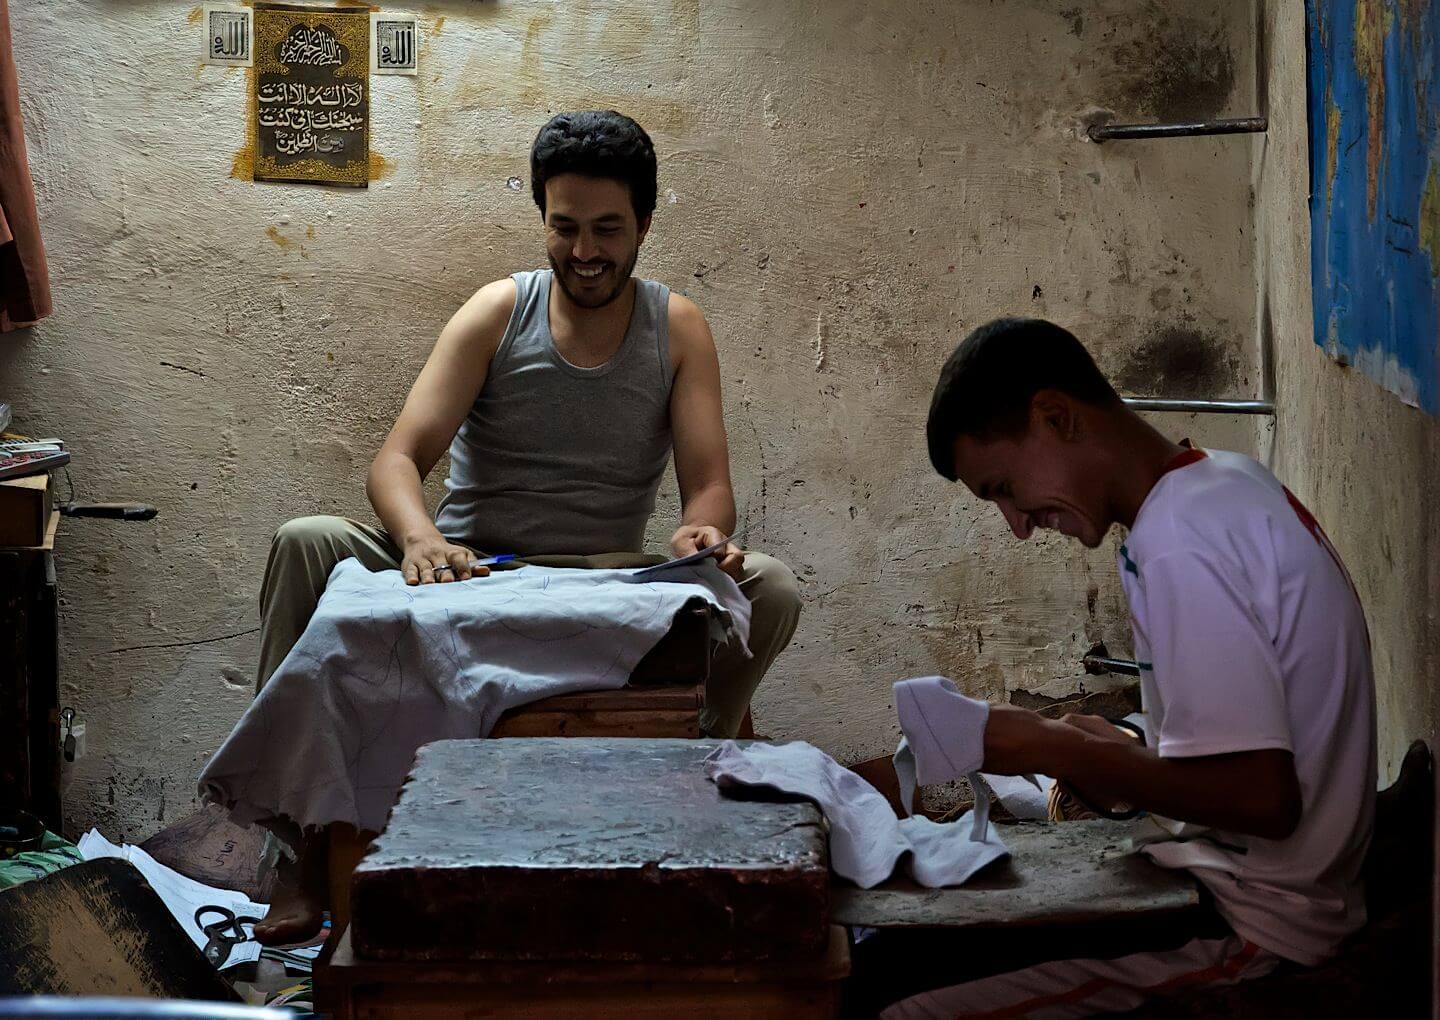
893, 736, 919, 816
200, 558, 749, 842
893, 676, 990, 785
893, 676, 1045, 830
705, 740, 1009, 889
895, 741, 1004, 841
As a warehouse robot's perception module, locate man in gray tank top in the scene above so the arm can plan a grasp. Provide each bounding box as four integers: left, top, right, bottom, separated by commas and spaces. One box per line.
245, 111, 801, 945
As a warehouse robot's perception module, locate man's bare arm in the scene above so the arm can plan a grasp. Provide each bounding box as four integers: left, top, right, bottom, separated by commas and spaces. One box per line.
666, 294, 741, 577
984, 705, 1303, 840
366, 279, 515, 584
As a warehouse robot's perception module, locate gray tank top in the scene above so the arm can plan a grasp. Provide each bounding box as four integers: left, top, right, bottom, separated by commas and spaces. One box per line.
434, 269, 674, 556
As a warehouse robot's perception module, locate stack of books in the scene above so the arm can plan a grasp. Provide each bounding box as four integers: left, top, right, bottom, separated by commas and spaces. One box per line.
0, 440, 69, 481
0, 405, 68, 546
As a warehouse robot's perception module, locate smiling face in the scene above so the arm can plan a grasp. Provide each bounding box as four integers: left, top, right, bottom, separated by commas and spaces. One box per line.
543, 173, 650, 309
950, 393, 1114, 548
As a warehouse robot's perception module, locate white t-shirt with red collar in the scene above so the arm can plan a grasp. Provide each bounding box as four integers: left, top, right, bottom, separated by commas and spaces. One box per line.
1119, 446, 1376, 966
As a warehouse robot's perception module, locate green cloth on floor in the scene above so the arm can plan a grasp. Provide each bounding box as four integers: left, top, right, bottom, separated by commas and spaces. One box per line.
0, 830, 84, 891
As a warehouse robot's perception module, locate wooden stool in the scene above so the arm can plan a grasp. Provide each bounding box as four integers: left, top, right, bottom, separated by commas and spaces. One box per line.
489, 682, 705, 738
490, 601, 713, 739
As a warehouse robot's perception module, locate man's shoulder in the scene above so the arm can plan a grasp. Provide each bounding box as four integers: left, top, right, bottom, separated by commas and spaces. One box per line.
439, 278, 521, 359
476, 275, 521, 306
1129, 451, 1284, 561
664, 287, 704, 322
458, 277, 521, 325
663, 289, 714, 360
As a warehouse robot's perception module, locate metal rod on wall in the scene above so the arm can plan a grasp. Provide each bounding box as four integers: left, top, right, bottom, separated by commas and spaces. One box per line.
1083, 655, 1142, 677
1122, 397, 1276, 415
1088, 116, 1268, 143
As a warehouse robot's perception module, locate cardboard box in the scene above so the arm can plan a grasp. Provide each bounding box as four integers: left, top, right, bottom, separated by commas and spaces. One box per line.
0, 473, 52, 547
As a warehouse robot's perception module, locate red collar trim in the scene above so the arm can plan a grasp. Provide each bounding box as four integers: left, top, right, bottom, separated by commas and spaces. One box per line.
1162, 445, 1208, 476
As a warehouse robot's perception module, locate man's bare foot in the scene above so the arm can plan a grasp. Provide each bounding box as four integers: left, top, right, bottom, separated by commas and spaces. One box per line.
254, 828, 331, 946
254, 879, 326, 946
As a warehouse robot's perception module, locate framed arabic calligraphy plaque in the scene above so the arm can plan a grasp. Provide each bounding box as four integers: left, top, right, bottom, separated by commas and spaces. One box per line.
252, 2, 369, 187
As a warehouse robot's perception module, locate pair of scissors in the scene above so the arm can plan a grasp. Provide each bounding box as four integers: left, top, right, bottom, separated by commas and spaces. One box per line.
195, 904, 262, 967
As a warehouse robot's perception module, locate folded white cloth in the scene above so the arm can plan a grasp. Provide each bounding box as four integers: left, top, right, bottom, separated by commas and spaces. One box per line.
705, 740, 1010, 889
200, 558, 750, 845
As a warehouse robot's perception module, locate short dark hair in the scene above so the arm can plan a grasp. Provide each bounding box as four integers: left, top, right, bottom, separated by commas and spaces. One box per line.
926, 318, 1122, 480
530, 111, 658, 222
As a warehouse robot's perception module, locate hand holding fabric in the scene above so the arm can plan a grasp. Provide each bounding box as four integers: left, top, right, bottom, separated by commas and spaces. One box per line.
669, 523, 745, 580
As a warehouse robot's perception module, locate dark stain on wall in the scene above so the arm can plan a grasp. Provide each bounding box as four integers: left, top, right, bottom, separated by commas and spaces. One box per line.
1115, 324, 1238, 397
1104, 17, 1237, 122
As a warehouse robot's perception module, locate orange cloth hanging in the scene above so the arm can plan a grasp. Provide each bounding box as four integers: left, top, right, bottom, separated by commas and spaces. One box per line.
0, 0, 50, 331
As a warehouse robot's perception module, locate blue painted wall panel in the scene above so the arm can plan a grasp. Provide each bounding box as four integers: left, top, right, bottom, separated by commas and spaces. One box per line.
1307, 0, 1440, 415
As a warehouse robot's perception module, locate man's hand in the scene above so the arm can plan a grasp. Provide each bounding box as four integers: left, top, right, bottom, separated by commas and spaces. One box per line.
982, 703, 1302, 840
1053, 714, 1143, 816
401, 534, 491, 585
669, 524, 745, 580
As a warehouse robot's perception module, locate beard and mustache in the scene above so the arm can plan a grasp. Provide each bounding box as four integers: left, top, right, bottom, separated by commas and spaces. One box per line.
547, 243, 641, 309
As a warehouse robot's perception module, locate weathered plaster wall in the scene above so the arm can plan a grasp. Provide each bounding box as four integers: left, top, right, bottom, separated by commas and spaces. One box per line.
1255, 0, 1439, 785
4, 0, 1261, 839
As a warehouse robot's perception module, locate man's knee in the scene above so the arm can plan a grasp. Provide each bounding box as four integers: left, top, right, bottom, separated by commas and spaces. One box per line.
272, 515, 351, 556
743, 552, 802, 620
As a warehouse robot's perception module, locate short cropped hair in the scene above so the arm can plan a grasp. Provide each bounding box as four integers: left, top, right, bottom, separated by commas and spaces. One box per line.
926, 318, 1122, 480
530, 110, 658, 222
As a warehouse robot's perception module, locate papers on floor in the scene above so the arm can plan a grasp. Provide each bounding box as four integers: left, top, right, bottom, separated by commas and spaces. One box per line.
76, 829, 320, 971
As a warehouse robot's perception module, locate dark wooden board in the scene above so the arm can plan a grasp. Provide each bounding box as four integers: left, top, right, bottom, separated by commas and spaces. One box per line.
351, 738, 829, 963
0, 857, 239, 1001
833, 818, 1200, 929
0, 549, 60, 831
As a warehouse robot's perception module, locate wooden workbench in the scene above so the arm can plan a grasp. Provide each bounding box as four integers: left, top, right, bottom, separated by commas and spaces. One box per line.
836, 817, 1200, 929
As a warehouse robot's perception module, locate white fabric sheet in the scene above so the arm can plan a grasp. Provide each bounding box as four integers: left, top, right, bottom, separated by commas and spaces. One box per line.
199, 558, 749, 843
705, 740, 1010, 889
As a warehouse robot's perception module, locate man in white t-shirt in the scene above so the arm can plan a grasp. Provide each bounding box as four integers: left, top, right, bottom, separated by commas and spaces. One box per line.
856, 318, 1376, 1018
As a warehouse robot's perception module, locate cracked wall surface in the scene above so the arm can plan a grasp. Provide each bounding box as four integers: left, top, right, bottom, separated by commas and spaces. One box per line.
4, 0, 1262, 839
